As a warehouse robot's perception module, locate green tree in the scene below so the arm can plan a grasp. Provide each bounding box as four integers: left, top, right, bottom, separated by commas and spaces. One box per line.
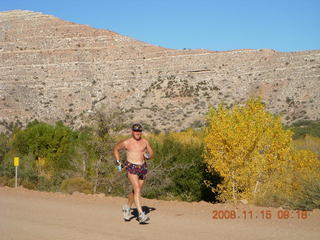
4, 120, 80, 189
146, 129, 216, 202
81, 111, 127, 194
0, 133, 9, 165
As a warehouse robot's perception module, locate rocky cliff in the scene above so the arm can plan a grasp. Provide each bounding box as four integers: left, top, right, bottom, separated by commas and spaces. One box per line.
1, 10, 319, 132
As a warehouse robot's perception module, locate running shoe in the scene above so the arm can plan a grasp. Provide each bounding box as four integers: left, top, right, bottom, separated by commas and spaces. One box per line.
122, 204, 131, 221
138, 212, 150, 224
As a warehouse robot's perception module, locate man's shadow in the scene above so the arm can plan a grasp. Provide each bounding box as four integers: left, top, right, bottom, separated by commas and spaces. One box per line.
128, 206, 156, 223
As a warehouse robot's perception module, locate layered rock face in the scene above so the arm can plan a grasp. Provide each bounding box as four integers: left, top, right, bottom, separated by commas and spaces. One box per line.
0, 10, 319, 132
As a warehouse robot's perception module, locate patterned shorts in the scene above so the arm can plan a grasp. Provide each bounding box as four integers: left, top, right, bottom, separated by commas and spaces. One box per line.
125, 161, 148, 180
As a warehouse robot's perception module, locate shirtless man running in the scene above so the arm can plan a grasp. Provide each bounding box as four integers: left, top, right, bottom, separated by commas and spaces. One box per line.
113, 123, 153, 224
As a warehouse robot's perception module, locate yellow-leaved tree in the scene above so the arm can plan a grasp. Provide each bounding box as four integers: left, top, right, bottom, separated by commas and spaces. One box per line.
203, 98, 320, 203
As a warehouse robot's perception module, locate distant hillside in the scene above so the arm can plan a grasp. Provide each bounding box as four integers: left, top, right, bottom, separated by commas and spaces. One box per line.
0, 10, 319, 132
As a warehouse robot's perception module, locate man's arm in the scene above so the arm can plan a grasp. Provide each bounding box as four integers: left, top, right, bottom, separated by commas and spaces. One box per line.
113, 140, 125, 162
145, 139, 154, 159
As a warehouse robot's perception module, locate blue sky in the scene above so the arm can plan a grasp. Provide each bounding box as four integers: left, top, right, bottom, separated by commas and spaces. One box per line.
1, 0, 319, 52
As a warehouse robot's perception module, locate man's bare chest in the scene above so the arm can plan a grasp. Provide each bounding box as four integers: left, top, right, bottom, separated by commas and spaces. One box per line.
126, 140, 146, 152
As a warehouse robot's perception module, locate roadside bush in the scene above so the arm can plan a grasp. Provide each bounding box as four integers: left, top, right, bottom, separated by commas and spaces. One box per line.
291, 179, 320, 210
144, 129, 217, 202
1, 120, 84, 191
11, 120, 79, 175
6, 177, 19, 187
254, 191, 290, 208
21, 179, 36, 189
36, 176, 57, 192
60, 177, 93, 194
255, 179, 320, 210
0, 176, 10, 186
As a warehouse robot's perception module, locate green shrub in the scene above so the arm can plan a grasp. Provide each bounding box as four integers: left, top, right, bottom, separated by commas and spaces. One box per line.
0, 176, 10, 186
288, 120, 320, 139
0, 133, 9, 164
1, 118, 219, 203
0, 177, 35, 189
7, 177, 18, 187
36, 176, 57, 192
11, 120, 79, 173
143, 131, 217, 202
254, 190, 292, 209
290, 180, 320, 210
21, 179, 36, 189
254, 179, 320, 210
60, 177, 93, 194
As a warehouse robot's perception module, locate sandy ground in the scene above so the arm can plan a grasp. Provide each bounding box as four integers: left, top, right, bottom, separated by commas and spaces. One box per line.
0, 187, 319, 240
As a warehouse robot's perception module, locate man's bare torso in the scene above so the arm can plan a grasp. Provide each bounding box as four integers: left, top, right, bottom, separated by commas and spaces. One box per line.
124, 138, 147, 165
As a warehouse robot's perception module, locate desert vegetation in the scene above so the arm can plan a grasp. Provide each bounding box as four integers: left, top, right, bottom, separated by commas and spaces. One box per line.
0, 99, 319, 210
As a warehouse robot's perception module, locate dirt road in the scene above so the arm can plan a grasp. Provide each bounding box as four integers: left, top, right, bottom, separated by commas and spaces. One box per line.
0, 187, 319, 240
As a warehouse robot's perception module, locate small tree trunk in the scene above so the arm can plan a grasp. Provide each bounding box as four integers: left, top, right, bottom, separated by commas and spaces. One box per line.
232, 171, 236, 202
254, 173, 262, 197
254, 180, 259, 195
82, 158, 86, 178
93, 157, 102, 193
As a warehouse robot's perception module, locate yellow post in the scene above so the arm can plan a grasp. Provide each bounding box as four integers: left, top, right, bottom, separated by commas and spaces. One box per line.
14, 157, 20, 188
14, 157, 20, 167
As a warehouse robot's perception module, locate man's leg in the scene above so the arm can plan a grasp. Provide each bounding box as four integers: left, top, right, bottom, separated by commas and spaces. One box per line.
128, 179, 144, 203
138, 179, 145, 191
127, 179, 144, 208
127, 191, 134, 208
127, 173, 143, 214
122, 190, 134, 221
